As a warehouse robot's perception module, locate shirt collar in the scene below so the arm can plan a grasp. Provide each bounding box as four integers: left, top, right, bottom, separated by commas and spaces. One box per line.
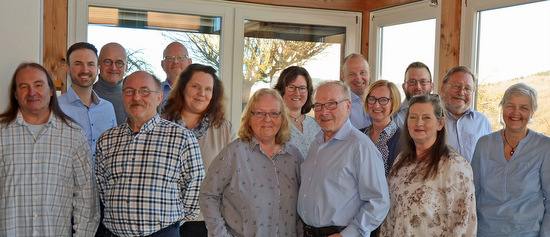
66, 86, 100, 105
15, 110, 59, 129
350, 91, 361, 102
125, 114, 161, 134
446, 107, 475, 121
316, 119, 354, 143
248, 137, 293, 156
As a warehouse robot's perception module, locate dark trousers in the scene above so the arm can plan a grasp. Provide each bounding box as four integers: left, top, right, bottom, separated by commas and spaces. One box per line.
180, 221, 207, 237
303, 224, 346, 237
95, 222, 180, 237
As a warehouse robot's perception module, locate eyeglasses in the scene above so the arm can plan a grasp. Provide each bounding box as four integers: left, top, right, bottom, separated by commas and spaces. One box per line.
122, 88, 159, 97
103, 59, 125, 68
312, 99, 349, 112
406, 79, 431, 86
251, 111, 282, 118
446, 83, 474, 94
366, 96, 391, 105
287, 85, 308, 93
164, 55, 189, 62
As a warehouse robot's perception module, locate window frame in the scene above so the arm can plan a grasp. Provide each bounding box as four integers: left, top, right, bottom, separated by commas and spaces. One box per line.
368, 0, 441, 92
70, 0, 361, 127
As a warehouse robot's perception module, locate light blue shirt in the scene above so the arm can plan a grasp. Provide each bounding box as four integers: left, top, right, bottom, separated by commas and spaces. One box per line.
349, 91, 372, 129
393, 99, 409, 128
58, 87, 117, 160
472, 130, 550, 237
0, 112, 100, 236
161, 80, 172, 103
298, 120, 390, 236
445, 108, 491, 162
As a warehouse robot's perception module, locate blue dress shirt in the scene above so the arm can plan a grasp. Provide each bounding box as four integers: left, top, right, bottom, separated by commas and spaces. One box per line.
161, 80, 172, 103
58, 87, 117, 161
298, 120, 390, 236
349, 91, 372, 129
446, 108, 491, 162
472, 130, 550, 236
393, 99, 409, 128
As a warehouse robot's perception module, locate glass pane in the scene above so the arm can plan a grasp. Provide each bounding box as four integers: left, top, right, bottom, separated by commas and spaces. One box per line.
241, 20, 345, 110
87, 6, 221, 80
379, 19, 436, 99
475, 1, 550, 135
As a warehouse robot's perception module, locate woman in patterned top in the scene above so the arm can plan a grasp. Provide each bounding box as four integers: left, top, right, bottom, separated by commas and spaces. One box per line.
200, 88, 302, 237
379, 94, 477, 236
274, 66, 321, 158
361, 80, 402, 176
162, 64, 237, 237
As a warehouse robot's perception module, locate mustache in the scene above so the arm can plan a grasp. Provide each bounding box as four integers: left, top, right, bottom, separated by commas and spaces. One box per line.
129, 101, 146, 107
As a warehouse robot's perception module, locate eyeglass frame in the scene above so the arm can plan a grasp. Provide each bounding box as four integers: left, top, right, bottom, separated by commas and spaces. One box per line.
366, 96, 391, 106
102, 59, 126, 68
164, 55, 189, 62
406, 79, 431, 86
250, 111, 282, 119
312, 99, 349, 112
122, 87, 160, 97
286, 85, 308, 93
445, 83, 474, 94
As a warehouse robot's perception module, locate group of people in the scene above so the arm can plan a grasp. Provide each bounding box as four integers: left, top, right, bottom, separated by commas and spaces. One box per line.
0, 39, 547, 237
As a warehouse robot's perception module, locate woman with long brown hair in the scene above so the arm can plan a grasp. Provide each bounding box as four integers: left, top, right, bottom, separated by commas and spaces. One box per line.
380, 94, 476, 236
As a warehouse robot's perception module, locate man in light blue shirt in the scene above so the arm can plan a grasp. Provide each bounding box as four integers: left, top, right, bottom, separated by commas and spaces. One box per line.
298, 81, 390, 237
58, 42, 117, 160
340, 53, 372, 129
394, 62, 434, 128
441, 66, 491, 162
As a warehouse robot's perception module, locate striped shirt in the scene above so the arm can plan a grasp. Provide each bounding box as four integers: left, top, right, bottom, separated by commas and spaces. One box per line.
95, 114, 204, 237
0, 112, 100, 237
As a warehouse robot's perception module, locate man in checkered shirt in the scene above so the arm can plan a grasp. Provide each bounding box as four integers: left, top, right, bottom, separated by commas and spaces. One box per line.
95, 71, 204, 237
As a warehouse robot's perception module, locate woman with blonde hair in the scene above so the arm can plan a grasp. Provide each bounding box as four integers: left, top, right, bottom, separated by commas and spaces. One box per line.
361, 80, 402, 176
200, 88, 302, 236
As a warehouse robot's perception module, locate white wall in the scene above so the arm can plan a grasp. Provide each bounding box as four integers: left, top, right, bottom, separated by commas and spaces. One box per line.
0, 1, 42, 112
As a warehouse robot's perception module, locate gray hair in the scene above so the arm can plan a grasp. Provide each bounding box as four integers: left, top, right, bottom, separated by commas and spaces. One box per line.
499, 82, 538, 112
442, 66, 476, 87
314, 80, 351, 101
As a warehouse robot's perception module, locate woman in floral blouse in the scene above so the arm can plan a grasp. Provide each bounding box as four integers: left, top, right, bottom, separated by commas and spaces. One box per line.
379, 94, 477, 236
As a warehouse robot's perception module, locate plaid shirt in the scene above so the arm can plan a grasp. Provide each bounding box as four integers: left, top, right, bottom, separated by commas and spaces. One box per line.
0, 112, 100, 236
95, 115, 204, 237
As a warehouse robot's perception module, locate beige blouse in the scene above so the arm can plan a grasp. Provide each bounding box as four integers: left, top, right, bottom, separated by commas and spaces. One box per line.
380, 150, 477, 236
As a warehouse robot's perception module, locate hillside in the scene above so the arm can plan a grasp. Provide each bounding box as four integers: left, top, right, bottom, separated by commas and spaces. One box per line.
476, 73, 550, 136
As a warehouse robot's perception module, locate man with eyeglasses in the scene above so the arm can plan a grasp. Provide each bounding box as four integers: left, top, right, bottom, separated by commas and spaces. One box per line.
441, 66, 491, 162
340, 53, 373, 129
95, 71, 204, 237
161, 42, 192, 103
298, 81, 390, 237
394, 61, 434, 127
93, 42, 129, 125
58, 42, 117, 161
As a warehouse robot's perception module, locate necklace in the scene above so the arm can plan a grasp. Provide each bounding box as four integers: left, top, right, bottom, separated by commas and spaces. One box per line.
289, 114, 303, 122
503, 130, 519, 156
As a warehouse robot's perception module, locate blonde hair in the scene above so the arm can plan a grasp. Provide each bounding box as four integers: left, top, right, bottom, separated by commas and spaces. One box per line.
238, 88, 291, 145
363, 80, 402, 117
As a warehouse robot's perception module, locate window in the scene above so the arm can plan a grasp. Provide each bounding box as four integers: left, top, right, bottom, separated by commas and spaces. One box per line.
72, 0, 360, 127
369, 1, 441, 98
87, 6, 221, 78
462, 0, 550, 135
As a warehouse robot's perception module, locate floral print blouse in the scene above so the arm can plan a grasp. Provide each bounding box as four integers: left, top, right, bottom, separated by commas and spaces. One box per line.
380, 150, 477, 236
